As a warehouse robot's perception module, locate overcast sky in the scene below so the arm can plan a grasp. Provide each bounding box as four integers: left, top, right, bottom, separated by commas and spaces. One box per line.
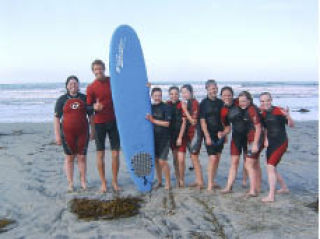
0, 0, 318, 83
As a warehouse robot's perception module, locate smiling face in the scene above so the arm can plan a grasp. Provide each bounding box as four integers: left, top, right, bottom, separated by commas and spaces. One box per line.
67, 79, 79, 96
181, 87, 192, 101
221, 89, 233, 106
92, 64, 106, 80
238, 95, 251, 109
169, 89, 179, 103
152, 90, 162, 104
206, 84, 218, 99
260, 94, 272, 110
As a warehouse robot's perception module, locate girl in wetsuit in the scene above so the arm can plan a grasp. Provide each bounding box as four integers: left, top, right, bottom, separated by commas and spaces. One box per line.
237, 91, 263, 197
54, 76, 93, 192
220, 87, 249, 193
179, 84, 204, 188
260, 92, 294, 202
167, 86, 187, 187
146, 88, 172, 190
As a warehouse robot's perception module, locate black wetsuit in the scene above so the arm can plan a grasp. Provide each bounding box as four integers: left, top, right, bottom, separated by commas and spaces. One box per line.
199, 97, 224, 155
167, 100, 184, 150
152, 102, 172, 160
261, 106, 288, 166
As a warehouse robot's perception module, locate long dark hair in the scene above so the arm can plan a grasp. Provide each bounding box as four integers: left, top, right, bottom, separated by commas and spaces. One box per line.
181, 84, 194, 99
238, 91, 253, 104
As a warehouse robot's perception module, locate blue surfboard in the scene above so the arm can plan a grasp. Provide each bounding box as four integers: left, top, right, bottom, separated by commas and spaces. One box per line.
109, 25, 155, 192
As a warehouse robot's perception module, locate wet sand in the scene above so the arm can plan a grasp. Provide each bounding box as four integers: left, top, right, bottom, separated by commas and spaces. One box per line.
0, 121, 318, 238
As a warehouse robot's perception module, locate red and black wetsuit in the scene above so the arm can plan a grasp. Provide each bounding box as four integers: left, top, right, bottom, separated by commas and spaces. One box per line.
261, 106, 288, 166
55, 93, 92, 155
184, 99, 202, 155
199, 97, 225, 155
221, 100, 263, 158
167, 100, 187, 152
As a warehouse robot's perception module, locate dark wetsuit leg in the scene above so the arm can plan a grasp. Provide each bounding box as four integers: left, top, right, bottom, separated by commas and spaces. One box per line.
95, 123, 108, 151
155, 136, 170, 160
106, 120, 120, 151
205, 133, 224, 156
267, 139, 288, 166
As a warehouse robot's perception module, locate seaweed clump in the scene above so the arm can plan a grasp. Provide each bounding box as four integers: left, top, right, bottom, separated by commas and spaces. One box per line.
69, 197, 143, 220
0, 218, 16, 233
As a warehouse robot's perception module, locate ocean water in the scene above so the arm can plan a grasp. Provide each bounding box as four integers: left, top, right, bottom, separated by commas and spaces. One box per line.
0, 81, 318, 123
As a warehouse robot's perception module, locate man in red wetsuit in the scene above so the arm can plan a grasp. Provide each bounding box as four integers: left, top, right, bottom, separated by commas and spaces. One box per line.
87, 59, 120, 192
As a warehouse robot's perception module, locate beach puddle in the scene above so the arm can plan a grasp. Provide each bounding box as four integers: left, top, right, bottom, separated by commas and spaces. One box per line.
69, 197, 143, 220
0, 218, 16, 233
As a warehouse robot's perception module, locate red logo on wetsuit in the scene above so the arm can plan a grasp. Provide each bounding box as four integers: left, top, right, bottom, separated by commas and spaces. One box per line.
70, 102, 80, 110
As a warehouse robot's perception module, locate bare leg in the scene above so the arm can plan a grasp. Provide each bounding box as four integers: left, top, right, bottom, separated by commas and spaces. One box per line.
190, 154, 204, 188
172, 150, 180, 187
160, 160, 171, 190
96, 150, 107, 192
65, 155, 75, 191
207, 155, 219, 191
262, 164, 277, 202
154, 158, 162, 187
212, 153, 221, 188
276, 171, 289, 194
245, 157, 257, 196
177, 152, 186, 187
111, 150, 120, 191
77, 154, 87, 190
255, 159, 262, 193
242, 155, 248, 187
221, 155, 240, 193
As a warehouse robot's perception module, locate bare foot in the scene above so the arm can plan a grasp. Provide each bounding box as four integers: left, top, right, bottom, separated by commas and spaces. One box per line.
100, 184, 107, 193
112, 181, 121, 192
165, 184, 171, 190
67, 183, 74, 193
207, 184, 214, 191
244, 192, 257, 198
81, 182, 87, 191
276, 188, 290, 194
179, 180, 185, 188
221, 188, 232, 194
242, 182, 247, 188
261, 196, 275, 203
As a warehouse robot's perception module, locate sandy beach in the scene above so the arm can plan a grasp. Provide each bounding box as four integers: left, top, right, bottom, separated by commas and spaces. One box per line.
0, 121, 318, 239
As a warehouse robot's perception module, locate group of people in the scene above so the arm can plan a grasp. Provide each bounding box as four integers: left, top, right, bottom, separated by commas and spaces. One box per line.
54, 59, 294, 203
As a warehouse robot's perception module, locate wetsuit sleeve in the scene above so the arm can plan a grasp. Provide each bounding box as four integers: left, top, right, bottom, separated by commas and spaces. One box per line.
220, 107, 230, 126
248, 105, 261, 125
192, 100, 199, 119
199, 100, 206, 119
54, 96, 65, 118
273, 107, 288, 124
